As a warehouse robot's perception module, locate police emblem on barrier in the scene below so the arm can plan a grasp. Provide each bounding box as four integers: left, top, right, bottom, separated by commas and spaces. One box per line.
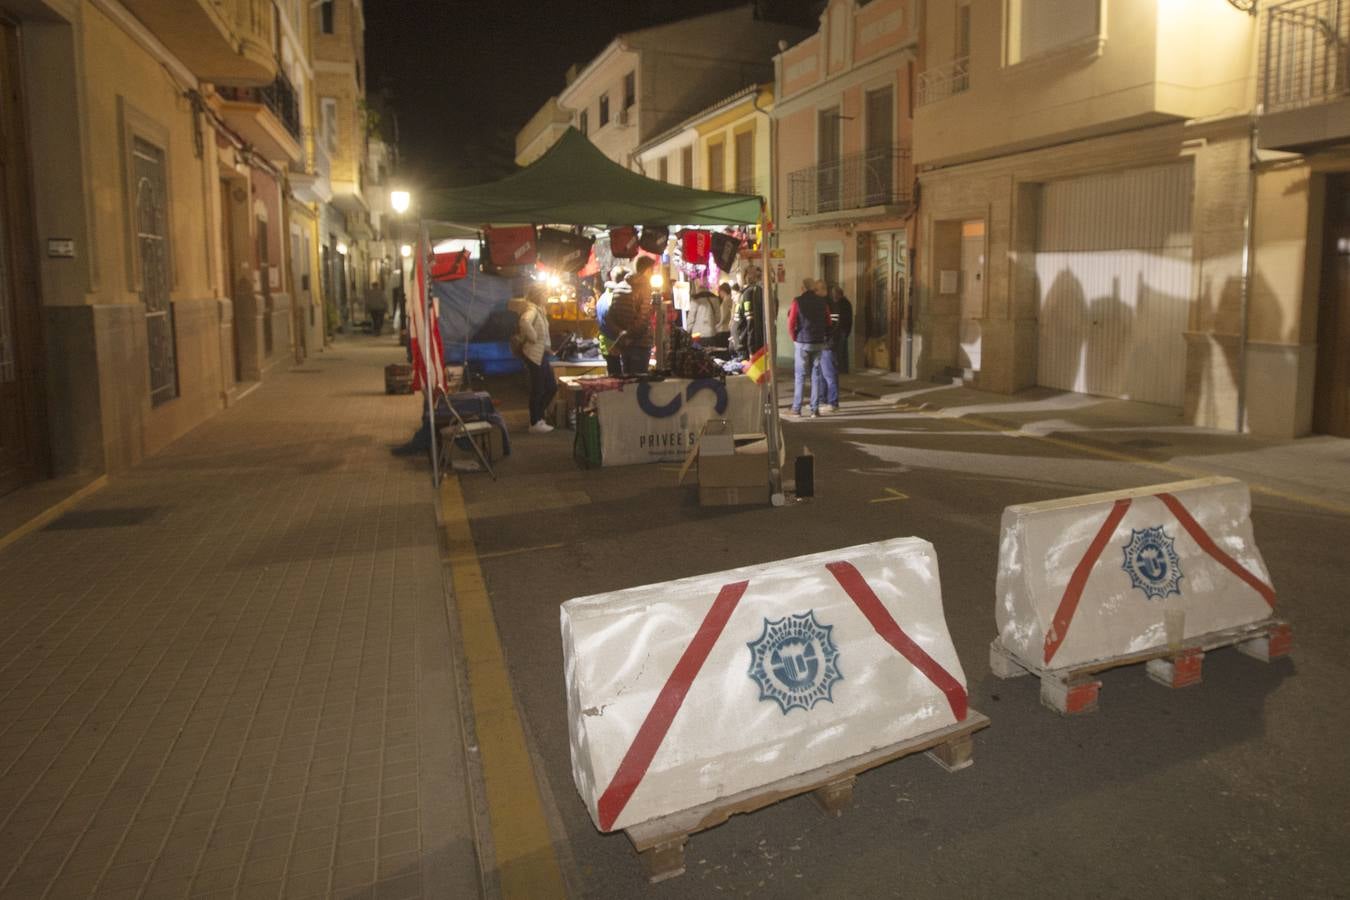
1121, 525, 1184, 600
746, 611, 842, 714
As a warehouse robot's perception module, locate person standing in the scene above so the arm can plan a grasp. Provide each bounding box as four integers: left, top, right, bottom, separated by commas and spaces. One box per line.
787, 279, 834, 417
610, 257, 656, 376
686, 286, 719, 341
829, 285, 854, 375
365, 282, 388, 336
596, 265, 629, 376
734, 265, 767, 360
518, 283, 557, 434
714, 282, 735, 349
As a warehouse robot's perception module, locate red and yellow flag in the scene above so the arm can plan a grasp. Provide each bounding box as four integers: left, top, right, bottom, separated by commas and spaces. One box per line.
745, 346, 769, 385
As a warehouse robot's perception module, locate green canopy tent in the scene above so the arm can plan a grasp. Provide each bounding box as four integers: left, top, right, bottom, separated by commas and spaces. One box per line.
418, 127, 763, 227
412, 127, 783, 501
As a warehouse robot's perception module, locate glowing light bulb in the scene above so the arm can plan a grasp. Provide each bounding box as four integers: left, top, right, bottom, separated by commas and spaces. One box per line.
650, 272, 664, 289
390, 190, 411, 214
399, 244, 412, 258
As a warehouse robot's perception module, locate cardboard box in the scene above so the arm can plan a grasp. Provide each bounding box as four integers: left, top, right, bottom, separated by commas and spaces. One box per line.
699, 451, 766, 488
699, 419, 736, 456
698, 483, 771, 506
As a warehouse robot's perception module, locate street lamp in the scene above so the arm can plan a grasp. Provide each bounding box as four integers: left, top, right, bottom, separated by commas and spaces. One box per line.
390, 189, 411, 214
400, 244, 412, 258
335, 241, 348, 255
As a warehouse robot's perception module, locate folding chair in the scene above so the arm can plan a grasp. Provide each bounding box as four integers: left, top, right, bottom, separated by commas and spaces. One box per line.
438, 400, 497, 480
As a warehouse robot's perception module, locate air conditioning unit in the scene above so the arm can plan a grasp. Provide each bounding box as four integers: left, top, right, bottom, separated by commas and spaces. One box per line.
616, 107, 631, 127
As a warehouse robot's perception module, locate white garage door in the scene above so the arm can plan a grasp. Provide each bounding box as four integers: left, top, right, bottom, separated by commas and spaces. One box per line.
1036, 163, 1194, 407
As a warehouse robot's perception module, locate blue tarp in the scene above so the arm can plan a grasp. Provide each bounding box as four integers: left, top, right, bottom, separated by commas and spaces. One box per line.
432, 269, 526, 345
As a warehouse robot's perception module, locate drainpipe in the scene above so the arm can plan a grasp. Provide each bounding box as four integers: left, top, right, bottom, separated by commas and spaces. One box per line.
1236, 116, 1257, 434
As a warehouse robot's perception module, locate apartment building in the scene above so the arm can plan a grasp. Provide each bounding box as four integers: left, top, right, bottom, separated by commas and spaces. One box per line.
1256, 0, 1350, 438
772, 0, 918, 370
911, 0, 1331, 438
0, 0, 375, 501
556, 5, 807, 170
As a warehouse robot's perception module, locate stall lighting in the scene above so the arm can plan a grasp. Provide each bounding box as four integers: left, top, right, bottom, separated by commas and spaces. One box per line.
336, 242, 348, 255
649, 272, 664, 289
390, 190, 411, 214
547, 273, 562, 288
400, 244, 412, 258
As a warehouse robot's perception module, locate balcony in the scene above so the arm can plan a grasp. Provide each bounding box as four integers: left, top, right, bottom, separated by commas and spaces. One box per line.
1258, 0, 1350, 150
291, 130, 333, 204
122, 0, 275, 86
788, 147, 914, 220
916, 56, 970, 108
217, 73, 304, 164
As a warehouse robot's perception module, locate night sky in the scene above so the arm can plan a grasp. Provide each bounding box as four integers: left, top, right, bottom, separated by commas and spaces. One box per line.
365, 0, 820, 190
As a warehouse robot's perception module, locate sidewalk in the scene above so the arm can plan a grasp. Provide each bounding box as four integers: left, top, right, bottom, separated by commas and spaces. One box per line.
829, 368, 1350, 514
0, 340, 478, 899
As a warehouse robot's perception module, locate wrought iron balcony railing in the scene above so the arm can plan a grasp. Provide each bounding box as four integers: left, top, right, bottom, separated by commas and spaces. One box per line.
1261, 0, 1350, 113
219, 71, 302, 141
788, 146, 913, 218
916, 56, 970, 107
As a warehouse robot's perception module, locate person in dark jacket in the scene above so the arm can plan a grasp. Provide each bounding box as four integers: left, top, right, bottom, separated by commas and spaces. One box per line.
787, 279, 834, 416
734, 265, 767, 360
829, 285, 854, 375
609, 257, 655, 376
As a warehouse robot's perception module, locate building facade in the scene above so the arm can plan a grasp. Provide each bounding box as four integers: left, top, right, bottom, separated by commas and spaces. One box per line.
0, 0, 375, 500
911, 0, 1338, 439
515, 96, 572, 167
557, 6, 807, 170
772, 0, 919, 369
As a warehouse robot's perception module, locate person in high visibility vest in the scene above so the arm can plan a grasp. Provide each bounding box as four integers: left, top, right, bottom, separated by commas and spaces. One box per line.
734, 265, 766, 360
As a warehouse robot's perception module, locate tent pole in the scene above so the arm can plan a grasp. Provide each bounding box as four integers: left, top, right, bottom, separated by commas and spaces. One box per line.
422, 220, 439, 487
761, 220, 784, 504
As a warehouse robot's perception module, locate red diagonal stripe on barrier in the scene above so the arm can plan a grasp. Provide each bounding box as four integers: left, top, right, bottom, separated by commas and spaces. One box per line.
596, 580, 749, 831
825, 561, 968, 722
1043, 498, 1133, 665
1158, 492, 1276, 608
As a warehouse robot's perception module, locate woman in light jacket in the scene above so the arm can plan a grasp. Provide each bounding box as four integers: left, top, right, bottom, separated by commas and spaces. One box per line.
518, 283, 557, 434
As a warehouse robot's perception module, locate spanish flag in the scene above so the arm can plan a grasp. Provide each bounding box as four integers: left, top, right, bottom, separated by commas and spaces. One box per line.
745, 346, 769, 385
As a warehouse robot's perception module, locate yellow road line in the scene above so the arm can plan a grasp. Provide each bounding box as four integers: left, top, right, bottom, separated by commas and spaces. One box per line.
869, 487, 910, 504
439, 477, 567, 898
0, 476, 108, 553
900, 404, 1350, 516
478, 542, 567, 561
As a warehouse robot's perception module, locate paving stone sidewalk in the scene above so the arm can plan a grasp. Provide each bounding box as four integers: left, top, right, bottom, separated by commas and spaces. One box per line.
0, 341, 477, 899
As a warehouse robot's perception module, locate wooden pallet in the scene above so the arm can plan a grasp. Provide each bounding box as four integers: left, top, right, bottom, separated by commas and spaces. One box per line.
622, 710, 991, 883
989, 617, 1292, 715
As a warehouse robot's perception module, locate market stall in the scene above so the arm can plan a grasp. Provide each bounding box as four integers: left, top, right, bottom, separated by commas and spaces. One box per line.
413, 128, 784, 497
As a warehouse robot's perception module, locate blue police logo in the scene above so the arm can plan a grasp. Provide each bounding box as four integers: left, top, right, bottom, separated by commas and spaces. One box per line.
747, 611, 842, 714
1121, 525, 1184, 600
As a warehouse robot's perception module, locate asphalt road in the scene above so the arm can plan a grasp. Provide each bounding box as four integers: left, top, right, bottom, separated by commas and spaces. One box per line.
457, 379, 1350, 898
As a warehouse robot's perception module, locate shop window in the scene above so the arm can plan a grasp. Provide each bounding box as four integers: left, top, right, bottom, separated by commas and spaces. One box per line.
1006, 0, 1100, 64
623, 71, 636, 109
599, 94, 609, 128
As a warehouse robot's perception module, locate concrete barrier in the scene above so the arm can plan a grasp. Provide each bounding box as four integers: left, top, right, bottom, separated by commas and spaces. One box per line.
995, 476, 1276, 672
562, 538, 969, 833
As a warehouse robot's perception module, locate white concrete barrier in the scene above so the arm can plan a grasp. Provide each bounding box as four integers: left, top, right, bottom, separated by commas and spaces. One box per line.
996, 476, 1276, 671
561, 538, 969, 833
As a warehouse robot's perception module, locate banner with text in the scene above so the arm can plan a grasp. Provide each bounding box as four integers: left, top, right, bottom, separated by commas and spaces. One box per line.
595, 376, 764, 466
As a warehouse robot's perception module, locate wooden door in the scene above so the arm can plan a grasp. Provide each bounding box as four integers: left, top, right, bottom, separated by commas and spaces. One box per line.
0, 20, 45, 496
1314, 174, 1350, 436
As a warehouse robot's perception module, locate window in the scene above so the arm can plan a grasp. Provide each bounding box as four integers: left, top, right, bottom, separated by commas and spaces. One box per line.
579, 109, 588, 136
681, 145, 693, 187
817, 108, 841, 212
1007, 0, 1100, 64
707, 140, 725, 192
320, 0, 334, 34
132, 136, 178, 405
623, 71, 636, 109
957, 1, 971, 59
864, 87, 894, 204
321, 97, 338, 154
734, 129, 754, 195
599, 94, 609, 128
658, 156, 669, 182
